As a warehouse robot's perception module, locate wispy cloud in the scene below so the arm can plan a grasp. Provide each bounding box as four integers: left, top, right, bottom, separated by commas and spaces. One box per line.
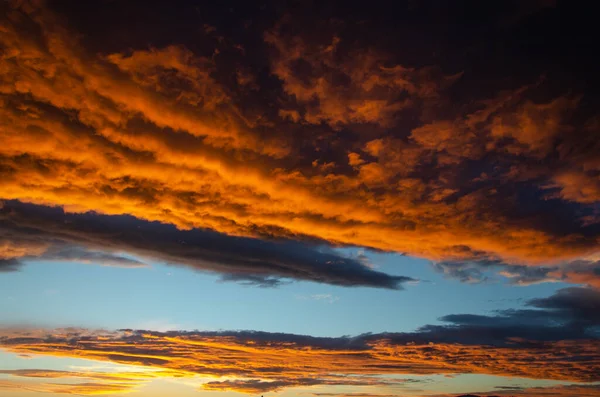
0, 368, 165, 395
296, 294, 340, 303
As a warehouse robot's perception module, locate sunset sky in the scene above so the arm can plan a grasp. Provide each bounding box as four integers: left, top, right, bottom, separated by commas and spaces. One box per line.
1, 1, 599, 396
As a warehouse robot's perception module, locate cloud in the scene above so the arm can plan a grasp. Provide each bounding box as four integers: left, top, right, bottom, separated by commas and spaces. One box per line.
0, 258, 22, 272
527, 286, 600, 326
0, 380, 140, 395
265, 18, 459, 130
0, 326, 597, 392
42, 248, 149, 268
296, 294, 340, 303
431, 383, 600, 397
0, 203, 151, 270
439, 289, 599, 333
218, 274, 292, 288
312, 394, 407, 397
433, 258, 600, 288
0, 0, 598, 288
0, 369, 155, 382
309, 294, 340, 303
0, 368, 164, 395
202, 376, 394, 393
0, 288, 598, 393
0, 200, 414, 289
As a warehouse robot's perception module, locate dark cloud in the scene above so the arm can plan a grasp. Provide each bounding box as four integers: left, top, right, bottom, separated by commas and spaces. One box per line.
432, 261, 494, 284
528, 286, 600, 327
0, 200, 414, 289
434, 287, 600, 341
433, 258, 600, 288
218, 274, 292, 288
0, 258, 22, 272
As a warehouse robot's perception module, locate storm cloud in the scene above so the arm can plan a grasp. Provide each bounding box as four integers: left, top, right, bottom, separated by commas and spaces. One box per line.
0, 200, 413, 289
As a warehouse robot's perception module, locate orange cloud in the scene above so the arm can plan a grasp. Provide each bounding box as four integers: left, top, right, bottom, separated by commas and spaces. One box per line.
0, 328, 598, 394
0, 368, 168, 395
0, 0, 598, 287
265, 20, 460, 130
0, 379, 140, 395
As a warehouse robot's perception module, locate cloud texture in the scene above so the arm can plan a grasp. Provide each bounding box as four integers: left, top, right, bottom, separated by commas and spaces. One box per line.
1, 288, 598, 393
0, 200, 412, 288
0, 0, 598, 287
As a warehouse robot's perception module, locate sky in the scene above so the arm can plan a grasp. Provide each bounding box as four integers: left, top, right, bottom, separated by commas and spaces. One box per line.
0, 0, 599, 396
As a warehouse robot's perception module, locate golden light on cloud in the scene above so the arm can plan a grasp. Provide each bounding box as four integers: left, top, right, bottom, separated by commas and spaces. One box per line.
0, 368, 164, 395
1, 2, 600, 397
0, 0, 598, 288
0, 328, 598, 394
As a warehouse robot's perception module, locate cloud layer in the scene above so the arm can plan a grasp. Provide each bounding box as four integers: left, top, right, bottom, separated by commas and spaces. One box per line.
0, 200, 412, 288
434, 384, 600, 397
0, 368, 166, 395
1, 287, 598, 393
0, 0, 598, 287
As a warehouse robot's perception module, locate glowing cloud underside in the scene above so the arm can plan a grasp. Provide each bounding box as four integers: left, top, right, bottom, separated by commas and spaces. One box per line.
0, 1, 598, 288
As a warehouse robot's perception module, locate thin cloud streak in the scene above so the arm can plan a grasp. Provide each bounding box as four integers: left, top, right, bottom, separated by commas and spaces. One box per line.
430, 383, 600, 397
0, 368, 168, 395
